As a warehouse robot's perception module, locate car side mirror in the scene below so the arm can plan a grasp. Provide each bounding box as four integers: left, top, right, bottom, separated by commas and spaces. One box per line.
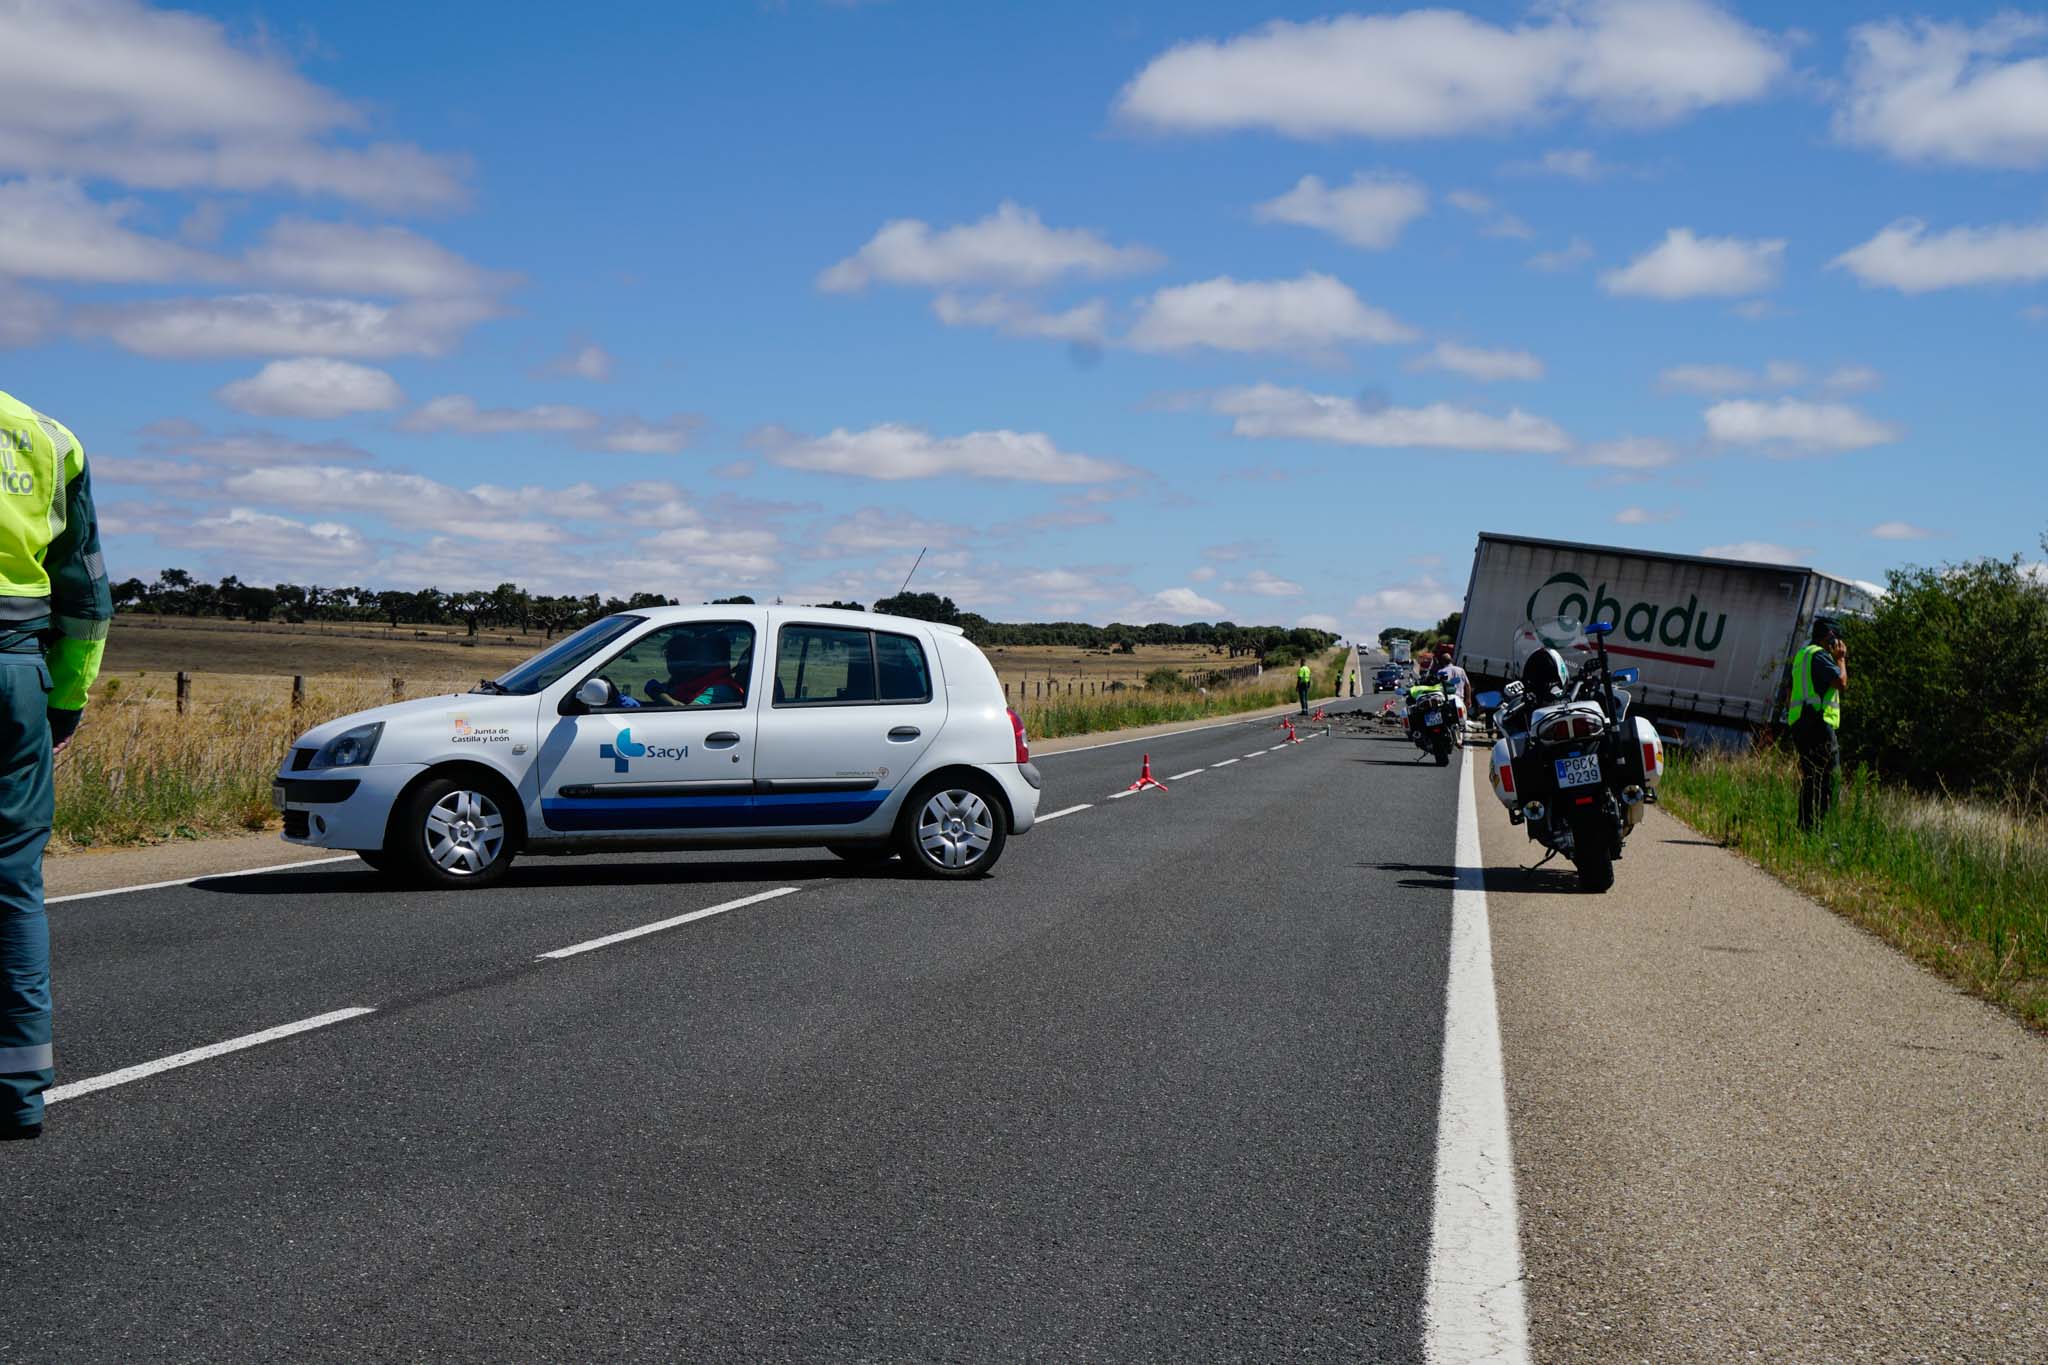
574, 677, 614, 710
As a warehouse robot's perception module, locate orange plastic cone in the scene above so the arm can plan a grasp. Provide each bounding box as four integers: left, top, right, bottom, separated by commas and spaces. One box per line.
1283, 718, 1301, 744
1126, 753, 1169, 793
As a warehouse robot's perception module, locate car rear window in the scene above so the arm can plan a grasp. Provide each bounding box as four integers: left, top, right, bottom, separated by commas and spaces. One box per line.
774, 624, 933, 706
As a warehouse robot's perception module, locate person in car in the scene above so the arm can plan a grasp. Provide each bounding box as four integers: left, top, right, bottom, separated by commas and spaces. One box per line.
645, 628, 747, 706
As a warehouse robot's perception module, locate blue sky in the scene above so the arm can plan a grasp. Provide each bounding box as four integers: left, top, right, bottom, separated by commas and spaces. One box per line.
4, 0, 2045, 640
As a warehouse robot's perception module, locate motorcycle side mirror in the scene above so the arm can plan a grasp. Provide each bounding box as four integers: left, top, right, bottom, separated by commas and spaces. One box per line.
1476, 690, 1502, 709
1585, 620, 1616, 637
1611, 667, 1640, 684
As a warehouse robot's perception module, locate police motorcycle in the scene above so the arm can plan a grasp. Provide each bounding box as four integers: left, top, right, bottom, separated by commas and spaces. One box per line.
1399, 667, 1466, 766
1485, 617, 1665, 892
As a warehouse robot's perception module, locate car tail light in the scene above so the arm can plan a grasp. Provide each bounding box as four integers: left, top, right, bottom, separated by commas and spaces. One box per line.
1008, 707, 1030, 764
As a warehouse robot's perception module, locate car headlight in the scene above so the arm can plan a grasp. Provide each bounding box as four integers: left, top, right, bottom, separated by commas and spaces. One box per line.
310, 722, 384, 770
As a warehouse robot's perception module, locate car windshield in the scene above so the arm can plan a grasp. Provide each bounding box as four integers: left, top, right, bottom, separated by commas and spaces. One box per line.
485, 615, 643, 696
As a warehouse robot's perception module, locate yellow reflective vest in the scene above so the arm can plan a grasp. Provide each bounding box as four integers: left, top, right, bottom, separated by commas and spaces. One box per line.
0, 390, 110, 710
1785, 644, 1840, 729
1296, 664, 1312, 685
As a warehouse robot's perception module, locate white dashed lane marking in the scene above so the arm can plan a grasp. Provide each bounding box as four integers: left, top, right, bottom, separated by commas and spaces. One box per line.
1167, 769, 1204, 781
1036, 804, 1093, 823
1212, 758, 1239, 767
538, 886, 802, 961
46, 1007, 377, 1105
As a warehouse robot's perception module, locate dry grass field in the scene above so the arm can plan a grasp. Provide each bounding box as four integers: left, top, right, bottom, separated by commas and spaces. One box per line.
101, 617, 1266, 710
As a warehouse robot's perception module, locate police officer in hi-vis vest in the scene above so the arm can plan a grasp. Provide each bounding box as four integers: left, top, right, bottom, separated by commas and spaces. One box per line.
0, 390, 111, 1141
1785, 616, 1847, 832
1296, 661, 1313, 714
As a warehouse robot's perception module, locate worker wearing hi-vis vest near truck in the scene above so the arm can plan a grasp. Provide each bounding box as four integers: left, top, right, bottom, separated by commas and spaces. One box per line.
1296, 661, 1312, 714
1785, 616, 1847, 833
0, 390, 111, 1141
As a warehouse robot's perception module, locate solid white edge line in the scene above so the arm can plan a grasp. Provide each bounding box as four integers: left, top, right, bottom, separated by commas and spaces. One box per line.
48, 854, 359, 905
1424, 749, 1531, 1364
1031, 701, 1344, 759
1212, 758, 1239, 767
1035, 803, 1092, 823
1166, 769, 1204, 781
46, 1006, 376, 1105
538, 886, 801, 961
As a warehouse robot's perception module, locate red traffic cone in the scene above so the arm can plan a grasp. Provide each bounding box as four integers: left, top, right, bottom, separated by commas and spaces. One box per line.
1126, 753, 1169, 793
1282, 718, 1301, 744
1310, 706, 1327, 722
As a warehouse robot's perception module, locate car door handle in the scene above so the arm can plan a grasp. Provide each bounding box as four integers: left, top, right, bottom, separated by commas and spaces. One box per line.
704, 731, 743, 748
887, 726, 921, 741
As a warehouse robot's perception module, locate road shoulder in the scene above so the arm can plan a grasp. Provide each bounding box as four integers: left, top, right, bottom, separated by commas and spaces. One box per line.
1483, 800, 2048, 1362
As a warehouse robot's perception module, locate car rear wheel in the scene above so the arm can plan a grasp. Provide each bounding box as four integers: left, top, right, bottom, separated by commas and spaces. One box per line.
897, 777, 1006, 879
391, 775, 518, 889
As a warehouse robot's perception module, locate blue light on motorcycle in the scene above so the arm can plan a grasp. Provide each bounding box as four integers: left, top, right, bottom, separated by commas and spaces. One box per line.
1612, 667, 1639, 684
1585, 620, 1616, 637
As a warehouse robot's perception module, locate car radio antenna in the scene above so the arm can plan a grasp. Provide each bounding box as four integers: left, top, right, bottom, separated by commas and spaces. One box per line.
897, 546, 927, 596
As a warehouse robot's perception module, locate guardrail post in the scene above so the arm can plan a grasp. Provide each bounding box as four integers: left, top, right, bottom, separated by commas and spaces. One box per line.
175, 670, 189, 715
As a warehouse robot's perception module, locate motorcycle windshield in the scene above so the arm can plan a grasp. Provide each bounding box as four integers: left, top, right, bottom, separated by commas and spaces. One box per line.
1512, 614, 1590, 671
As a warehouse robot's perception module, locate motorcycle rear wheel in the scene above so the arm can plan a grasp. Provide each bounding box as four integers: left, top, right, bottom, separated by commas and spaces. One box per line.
1573, 844, 1615, 893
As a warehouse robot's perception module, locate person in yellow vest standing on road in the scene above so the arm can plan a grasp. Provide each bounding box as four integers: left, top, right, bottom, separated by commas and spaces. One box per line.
0, 390, 110, 1141
1785, 616, 1847, 833
1347, 665, 1358, 698
1295, 660, 1313, 714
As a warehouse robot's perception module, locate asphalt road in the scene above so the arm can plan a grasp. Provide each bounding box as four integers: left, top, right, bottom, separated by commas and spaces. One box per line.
3, 693, 1480, 1362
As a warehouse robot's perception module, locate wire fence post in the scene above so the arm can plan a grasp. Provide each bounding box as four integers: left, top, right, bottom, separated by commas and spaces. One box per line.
291, 675, 305, 711
175, 671, 189, 715
391, 677, 405, 701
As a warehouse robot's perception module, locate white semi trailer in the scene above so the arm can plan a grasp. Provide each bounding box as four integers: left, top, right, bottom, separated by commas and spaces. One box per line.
1454, 533, 1875, 745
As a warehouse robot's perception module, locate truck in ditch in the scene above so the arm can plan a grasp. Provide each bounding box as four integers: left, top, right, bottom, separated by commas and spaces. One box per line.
1453, 533, 1877, 747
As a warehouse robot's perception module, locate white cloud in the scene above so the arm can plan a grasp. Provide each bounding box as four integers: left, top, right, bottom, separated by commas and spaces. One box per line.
1516, 147, 1614, 180
1126, 272, 1416, 355
819, 201, 1161, 292
1870, 520, 1934, 540
1209, 384, 1571, 454
1527, 237, 1595, 272
1296, 613, 1342, 633
1136, 586, 1227, 620
1835, 16, 2048, 169
1188, 565, 1217, 583
546, 343, 615, 381
0, 280, 57, 349
197, 507, 369, 569
143, 427, 375, 465
808, 508, 969, 559
1253, 173, 1428, 250
1823, 365, 1882, 393
757, 422, 1129, 484
589, 415, 700, 455
0, 0, 465, 208
1410, 341, 1544, 382
221, 464, 570, 545
1568, 437, 1680, 470
243, 219, 504, 299
1831, 218, 2048, 293
1602, 228, 1784, 299
1614, 505, 1677, 525
1445, 189, 1530, 239
0, 177, 224, 283
1234, 568, 1304, 598
401, 395, 601, 435
1704, 398, 1900, 453
2026, 304, 2048, 323
215, 358, 404, 419
1702, 540, 1809, 564
75, 292, 494, 358
932, 292, 1108, 343
1114, 2, 1785, 138
1657, 359, 1806, 393
1351, 577, 1460, 639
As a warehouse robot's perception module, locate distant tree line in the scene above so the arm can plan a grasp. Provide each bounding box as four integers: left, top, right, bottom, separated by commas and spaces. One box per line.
1379, 611, 1462, 656
110, 572, 1338, 659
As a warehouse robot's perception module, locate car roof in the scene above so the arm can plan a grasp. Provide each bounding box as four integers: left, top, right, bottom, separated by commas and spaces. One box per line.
627, 603, 964, 636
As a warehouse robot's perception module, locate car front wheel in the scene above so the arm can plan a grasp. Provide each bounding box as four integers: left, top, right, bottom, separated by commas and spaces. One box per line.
897, 778, 1007, 879
391, 775, 518, 889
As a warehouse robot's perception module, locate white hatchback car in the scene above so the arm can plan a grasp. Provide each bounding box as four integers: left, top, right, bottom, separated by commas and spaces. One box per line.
275, 606, 1042, 887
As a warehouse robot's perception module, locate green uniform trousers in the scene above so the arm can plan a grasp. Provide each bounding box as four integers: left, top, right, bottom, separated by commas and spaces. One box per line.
0, 638, 54, 1127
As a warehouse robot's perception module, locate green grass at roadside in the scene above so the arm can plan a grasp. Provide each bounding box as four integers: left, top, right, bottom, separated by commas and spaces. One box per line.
1023, 679, 1303, 740
1661, 747, 2048, 1031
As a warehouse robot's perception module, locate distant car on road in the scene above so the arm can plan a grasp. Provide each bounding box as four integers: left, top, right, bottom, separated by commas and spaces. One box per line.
274, 606, 1041, 888
1373, 666, 1403, 692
